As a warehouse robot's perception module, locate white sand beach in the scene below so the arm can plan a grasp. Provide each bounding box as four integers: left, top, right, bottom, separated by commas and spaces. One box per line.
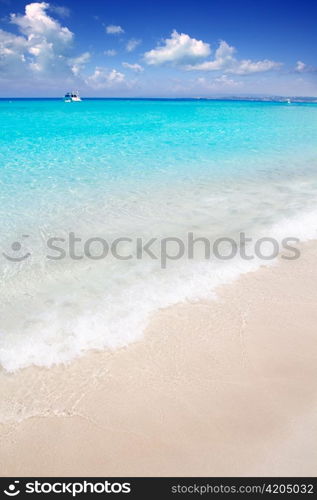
0, 241, 316, 476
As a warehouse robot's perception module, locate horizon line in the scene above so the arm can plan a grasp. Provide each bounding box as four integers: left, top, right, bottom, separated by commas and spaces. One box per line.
0, 95, 317, 101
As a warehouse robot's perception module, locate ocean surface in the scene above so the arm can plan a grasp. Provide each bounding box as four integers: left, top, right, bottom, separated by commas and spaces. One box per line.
1, 98, 317, 372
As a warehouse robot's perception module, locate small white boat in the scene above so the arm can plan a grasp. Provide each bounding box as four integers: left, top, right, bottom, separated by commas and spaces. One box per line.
286, 98, 291, 104
64, 91, 82, 102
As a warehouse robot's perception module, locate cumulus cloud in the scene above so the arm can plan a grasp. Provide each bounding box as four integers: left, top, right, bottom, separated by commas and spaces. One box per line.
85, 67, 125, 89
10, 2, 73, 48
0, 2, 90, 83
126, 38, 141, 52
144, 30, 211, 65
122, 62, 143, 72
186, 41, 235, 71
106, 24, 124, 35
186, 40, 280, 75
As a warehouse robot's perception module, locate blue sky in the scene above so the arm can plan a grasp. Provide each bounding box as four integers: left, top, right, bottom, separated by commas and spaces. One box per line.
0, 0, 316, 96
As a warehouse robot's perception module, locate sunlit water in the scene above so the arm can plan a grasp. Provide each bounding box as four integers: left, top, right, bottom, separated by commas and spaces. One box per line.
1, 98, 317, 371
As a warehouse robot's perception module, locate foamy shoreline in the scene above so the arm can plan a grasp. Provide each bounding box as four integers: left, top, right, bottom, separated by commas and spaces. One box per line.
0, 240, 316, 476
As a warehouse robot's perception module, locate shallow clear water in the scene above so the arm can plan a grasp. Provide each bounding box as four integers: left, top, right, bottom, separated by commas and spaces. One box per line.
1, 98, 317, 371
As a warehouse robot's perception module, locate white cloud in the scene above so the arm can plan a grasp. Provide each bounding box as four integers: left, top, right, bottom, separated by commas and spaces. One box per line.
126, 38, 141, 52
213, 74, 242, 87
10, 2, 73, 48
186, 41, 235, 71
49, 5, 70, 18
107, 68, 125, 82
122, 62, 143, 72
0, 29, 28, 55
295, 60, 306, 72
0, 29, 28, 77
70, 51, 90, 75
186, 40, 280, 75
85, 67, 125, 89
197, 74, 242, 89
144, 30, 211, 65
8, 2, 73, 75
0, 1, 93, 95
0, 2, 91, 83
294, 60, 317, 73
230, 59, 280, 75
104, 49, 117, 56
106, 24, 124, 35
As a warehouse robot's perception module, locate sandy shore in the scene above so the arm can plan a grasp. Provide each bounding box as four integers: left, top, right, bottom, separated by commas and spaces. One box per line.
0, 242, 317, 476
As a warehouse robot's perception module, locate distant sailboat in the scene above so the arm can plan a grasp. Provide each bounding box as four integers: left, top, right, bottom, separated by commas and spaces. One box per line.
286, 98, 291, 104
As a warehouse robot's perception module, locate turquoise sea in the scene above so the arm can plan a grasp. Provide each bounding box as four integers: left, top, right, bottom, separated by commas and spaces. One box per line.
1, 98, 317, 371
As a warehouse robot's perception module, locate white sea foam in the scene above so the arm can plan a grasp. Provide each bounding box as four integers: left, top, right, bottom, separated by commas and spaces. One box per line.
1, 201, 317, 372
1, 165, 317, 372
